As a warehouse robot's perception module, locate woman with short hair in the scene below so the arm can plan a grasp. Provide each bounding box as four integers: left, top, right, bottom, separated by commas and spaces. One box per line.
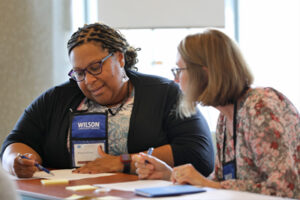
134, 29, 300, 199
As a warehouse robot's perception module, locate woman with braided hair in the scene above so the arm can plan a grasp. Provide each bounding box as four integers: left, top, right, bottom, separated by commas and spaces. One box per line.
1, 23, 214, 178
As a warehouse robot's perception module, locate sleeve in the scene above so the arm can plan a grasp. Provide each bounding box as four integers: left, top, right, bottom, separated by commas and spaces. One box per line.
165, 82, 215, 177
0, 88, 56, 159
219, 89, 300, 198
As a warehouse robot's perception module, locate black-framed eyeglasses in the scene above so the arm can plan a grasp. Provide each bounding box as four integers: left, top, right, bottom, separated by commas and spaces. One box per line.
171, 67, 187, 80
68, 53, 113, 82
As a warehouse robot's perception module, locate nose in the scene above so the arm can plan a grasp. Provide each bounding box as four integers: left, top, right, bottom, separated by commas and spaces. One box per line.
84, 71, 97, 84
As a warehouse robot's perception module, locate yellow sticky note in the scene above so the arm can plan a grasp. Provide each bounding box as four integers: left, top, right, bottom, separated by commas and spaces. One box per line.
64, 194, 84, 200
41, 179, 69, 185
65, 185, 98, 191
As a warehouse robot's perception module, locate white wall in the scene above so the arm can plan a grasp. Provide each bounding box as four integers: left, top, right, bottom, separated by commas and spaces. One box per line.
239, 0, 300, 111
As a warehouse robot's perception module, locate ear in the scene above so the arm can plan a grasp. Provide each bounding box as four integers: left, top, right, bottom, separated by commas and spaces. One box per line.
116, 51, 125, 68
202, 66, 208, 72
202, 66, 209, 76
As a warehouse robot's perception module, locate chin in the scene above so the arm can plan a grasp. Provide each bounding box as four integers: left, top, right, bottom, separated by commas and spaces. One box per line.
92, 98, 109, 105
85, 95, 105, 105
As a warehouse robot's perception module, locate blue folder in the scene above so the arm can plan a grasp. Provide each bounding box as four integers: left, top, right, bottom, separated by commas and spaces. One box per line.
135, 185, 206, 197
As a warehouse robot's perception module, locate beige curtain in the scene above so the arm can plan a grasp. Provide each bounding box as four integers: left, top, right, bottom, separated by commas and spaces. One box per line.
0, 0, 71, 144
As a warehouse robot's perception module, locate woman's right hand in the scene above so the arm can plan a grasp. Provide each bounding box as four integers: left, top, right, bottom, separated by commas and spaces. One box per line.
13, 153, 38, 178
133, 153, 173, 180
2, 143, 42, 178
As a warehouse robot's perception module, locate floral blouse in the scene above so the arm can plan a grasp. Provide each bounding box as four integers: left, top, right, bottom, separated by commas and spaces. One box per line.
213, 87, 300, 198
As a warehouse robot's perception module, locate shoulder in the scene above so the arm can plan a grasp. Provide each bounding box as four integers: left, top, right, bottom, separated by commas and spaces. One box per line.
28, 79, 84, 111
240, 87, 277, 116
127, 70, 180, 94
39, 79, 82, 98
50, 79, 80, 92
240, 87, 299, 128
242, 87, 293, 110
127, 70, 175, 85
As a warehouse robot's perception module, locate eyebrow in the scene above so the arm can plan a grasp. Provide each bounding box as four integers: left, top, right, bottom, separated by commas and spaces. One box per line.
73, 59, 103, 70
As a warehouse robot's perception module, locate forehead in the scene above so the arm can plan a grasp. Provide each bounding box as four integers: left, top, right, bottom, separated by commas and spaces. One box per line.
70, 43, 106, 68
176, 52, 186, 67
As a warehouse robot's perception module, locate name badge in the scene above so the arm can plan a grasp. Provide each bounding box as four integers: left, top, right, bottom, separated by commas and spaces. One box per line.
222, 160, 236, 180
70, 112, 108, 167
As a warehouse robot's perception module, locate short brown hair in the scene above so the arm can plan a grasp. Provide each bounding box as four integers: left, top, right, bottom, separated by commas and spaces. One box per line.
177, 29, 253, 117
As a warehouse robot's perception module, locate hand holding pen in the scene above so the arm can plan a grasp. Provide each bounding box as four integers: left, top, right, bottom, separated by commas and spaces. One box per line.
133, 147, 173, 180
17, 153, 54, 176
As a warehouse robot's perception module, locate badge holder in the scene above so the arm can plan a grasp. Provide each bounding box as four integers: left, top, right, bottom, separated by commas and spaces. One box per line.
70, 111, 108, 168
222, 160, 236, 180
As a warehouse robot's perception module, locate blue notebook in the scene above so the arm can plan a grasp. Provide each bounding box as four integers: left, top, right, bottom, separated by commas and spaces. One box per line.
135, 185, 206, 197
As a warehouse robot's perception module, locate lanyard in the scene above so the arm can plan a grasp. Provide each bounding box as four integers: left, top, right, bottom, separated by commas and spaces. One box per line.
108, 81, 130, 116
222, 102, 237, 163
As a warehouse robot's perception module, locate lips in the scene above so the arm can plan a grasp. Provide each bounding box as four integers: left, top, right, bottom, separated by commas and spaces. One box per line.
90, 85, 105, 96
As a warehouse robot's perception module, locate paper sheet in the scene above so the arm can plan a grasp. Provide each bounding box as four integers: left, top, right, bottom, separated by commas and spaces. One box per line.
133, 187, 284, 200
65, 194, 124, 200
33, 169, 114, 180
94, 180, 173, 192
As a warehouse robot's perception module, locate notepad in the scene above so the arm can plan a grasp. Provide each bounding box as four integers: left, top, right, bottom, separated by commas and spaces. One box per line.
66, 185, 98, 191
41, 179, 69, 185
135, 185, 206, 197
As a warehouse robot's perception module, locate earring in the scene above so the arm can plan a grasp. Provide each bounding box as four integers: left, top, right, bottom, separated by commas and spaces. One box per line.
122, 70, 129, 82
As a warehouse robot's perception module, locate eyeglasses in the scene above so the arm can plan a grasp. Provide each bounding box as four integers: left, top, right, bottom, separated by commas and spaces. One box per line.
68, 53, 113, 82
171, 67, 187, 80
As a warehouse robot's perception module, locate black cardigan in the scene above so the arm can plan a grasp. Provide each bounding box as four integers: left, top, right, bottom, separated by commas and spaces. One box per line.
1, 70, 215, 176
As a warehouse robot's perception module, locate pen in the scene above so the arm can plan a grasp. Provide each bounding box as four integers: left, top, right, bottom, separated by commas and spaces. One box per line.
145, 147, 154, 164
19, 154, 54, 176
147, 147, 154, 156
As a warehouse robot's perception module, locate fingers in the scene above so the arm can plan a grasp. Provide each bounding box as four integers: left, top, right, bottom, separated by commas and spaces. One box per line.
136, 166, 154, 179
171, 169, 190, 184
133, 154, 155, 179
72, 161, 94, 174
132, 154, 143, 163
24, 153, 37, 161
13, 154, 37, 178
97, 145, 106, 157
73, 154, 120, 174
171, 169, 184, 184
171, 164, 194, 184
72, 166, 95, 174
133, 153, 152, 165
133, 153, 173, 180
139, 153, 157, 164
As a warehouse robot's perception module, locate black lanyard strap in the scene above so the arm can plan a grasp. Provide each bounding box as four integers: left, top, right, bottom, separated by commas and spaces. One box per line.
108, 81, 130, 116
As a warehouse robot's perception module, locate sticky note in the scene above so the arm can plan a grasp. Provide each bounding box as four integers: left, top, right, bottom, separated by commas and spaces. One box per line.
41, 179, 69, 185
65, 185, 98, 191
64, 194, 84, 200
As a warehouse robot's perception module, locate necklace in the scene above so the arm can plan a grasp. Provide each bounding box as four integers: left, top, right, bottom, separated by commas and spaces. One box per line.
107, 82, 130, 116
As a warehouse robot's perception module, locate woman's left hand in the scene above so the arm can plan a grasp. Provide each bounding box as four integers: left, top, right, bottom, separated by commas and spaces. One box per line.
72, 146, 123, 174
171, 164, 221, 188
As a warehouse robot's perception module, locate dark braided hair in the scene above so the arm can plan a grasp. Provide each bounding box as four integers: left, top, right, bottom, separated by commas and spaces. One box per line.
67, 23, 139, 70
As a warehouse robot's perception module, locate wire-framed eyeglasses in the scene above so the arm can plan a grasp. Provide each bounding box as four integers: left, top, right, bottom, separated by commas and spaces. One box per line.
68, 53, 113, 82
171, 67, 187, 80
